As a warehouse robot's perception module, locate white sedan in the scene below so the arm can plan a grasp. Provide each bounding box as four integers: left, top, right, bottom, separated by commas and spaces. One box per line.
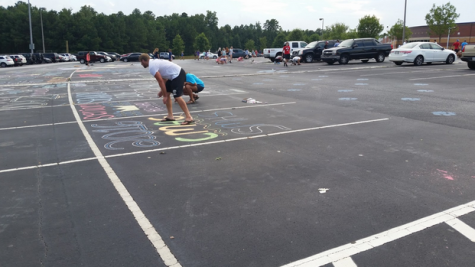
389, 42, 456, 66
200, 52, 218, 59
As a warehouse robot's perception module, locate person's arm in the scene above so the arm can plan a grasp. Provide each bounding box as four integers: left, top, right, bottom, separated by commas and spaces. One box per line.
154, 72, 168, 103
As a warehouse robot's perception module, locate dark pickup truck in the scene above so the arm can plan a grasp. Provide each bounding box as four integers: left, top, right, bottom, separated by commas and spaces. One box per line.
321, 38, 392, 65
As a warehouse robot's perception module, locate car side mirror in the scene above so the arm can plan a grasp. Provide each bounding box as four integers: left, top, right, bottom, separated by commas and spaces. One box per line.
441, 48, 445, 50
352, 44, 358, 48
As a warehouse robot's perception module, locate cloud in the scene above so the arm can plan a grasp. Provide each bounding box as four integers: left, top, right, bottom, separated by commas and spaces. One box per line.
306, 6, 316, 12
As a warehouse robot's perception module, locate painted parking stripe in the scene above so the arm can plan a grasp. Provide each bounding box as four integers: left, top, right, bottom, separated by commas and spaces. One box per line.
446, 218, 475, 242
333, 257, 358, 267
281, 200, 475, 267
410, 73, 475, 80
0, 118, 388, 173
66, 72, 182, 267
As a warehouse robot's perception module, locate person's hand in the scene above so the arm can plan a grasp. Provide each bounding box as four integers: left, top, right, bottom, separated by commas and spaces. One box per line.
162, 95, 169, 104
158, 91, 163, 98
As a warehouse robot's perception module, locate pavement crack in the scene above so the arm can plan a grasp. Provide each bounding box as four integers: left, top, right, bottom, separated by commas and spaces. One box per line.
36, 167, 48, 266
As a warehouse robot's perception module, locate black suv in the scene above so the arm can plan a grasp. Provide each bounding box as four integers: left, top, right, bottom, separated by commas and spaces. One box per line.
294, 40, 337, 63
98, 51, 116, 61
43, 53, 60, 63
107, 52, 121, 60
321, 38, 392, 65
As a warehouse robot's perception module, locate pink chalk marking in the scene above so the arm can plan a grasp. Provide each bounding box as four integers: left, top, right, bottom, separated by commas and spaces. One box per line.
437, 169, 454, 181
78, 74, 102, 78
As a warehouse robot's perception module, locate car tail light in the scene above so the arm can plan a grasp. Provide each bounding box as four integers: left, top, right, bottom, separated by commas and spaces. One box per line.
391, 44, 393, 49
401, 51, 412, 54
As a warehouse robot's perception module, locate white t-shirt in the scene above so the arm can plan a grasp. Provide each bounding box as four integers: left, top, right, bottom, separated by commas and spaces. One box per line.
148, 59, 181, 80
229, 49, 233, 55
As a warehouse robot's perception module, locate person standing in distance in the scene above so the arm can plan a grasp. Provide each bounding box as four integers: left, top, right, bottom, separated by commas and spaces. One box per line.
229, 46, 234, 63
282, 42, 291, 67
153, 48, 159, 59
139, 54, 194, 125
168, 49, 173, 62
461, 40, 468, 51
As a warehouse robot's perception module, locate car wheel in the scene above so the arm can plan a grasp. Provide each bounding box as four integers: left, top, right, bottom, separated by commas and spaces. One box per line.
1, 62, 6, 68
394, 62, 403, 65
468, 62, 475, 70
446, 54, 455, 64
270, 58, 275, 62
339, 54, 349, 64
376, 53, 385, 62
327, 61, 334, 65
414, 56, 424, 66
80, 59, 85, 64
305, 54, 313, 63
100, 58, 105, 63
361, 60, 369, 63
124, 58, 128, 62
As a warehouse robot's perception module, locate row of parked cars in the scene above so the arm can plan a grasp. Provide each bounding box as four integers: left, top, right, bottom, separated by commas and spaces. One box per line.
264, 38, 470, 68
0, 52, 80, 67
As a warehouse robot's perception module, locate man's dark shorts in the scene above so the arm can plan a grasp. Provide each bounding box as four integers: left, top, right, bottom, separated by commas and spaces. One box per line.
166, 68, 185, 98
283, 54, 291, 60
197, 85, 204, 92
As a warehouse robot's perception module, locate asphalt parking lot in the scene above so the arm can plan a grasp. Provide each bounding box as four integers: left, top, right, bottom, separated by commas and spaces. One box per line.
1, 57, 475, 267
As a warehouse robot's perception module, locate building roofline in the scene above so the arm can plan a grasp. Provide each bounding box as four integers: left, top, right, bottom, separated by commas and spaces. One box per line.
409, 22, 475, 28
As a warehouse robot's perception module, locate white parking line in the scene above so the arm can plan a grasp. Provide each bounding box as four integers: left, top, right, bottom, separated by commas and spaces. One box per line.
332, 257, 358, 267
0, 102, 296, 131
446, 218, 475, 242
281, 200, 475, 267
0, 117, 387, 173
410, 74, 475, 80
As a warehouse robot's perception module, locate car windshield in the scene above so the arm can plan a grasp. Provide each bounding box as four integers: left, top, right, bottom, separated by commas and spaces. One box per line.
400, 43, 419, 49
305, 42, 318, 48
339, 40, 354, 47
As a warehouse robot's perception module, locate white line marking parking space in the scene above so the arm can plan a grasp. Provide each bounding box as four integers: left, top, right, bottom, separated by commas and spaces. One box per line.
446, 218, 475, 242
65, 71, 181, 267
281, 200, 475, 267
410, 73, 475, 80
0, 117, 387, 173
332, 257, 358, 267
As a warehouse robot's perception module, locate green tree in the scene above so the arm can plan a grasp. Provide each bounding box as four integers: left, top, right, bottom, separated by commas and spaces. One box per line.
287, 29, 304, 41
346, 29, 359, 39
194, 32, 210, 51
357, 15, 384, 38
425, 2, 460, 44
244, 39, 255, 51
172, 34, 185, 55
323, 23, 350, 40
272, 32, 287, 47
259, 36, 267, 50
308, 34, 321, 42
388, 19, 412, 43
263, 19, 281, 44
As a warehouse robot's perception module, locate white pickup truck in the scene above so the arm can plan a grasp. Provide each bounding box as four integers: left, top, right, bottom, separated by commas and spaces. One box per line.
263, 40, 308, 62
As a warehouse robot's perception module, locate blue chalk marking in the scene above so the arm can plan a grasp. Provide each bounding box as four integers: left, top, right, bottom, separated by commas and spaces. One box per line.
293, 83, 306, 86
318, 76, 328, 78
288, 89, 301, 91
401, 98, 420, 101
339, 98, 357, 101
414, 83, 429, 86
417, 90, 434, 92
253, 83, 263, 85
433, 111, 456, 116
311, 79, 322, 81
355, 83, 368, 85
338, 90, 354, 92
357, 78, 368, 81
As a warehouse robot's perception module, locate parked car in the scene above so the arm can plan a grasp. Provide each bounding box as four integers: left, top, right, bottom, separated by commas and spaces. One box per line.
460, 43, 475, 70
200, 52, 218, 59
263, 41, 308, 62
97, 52, 117, 61
58, 54, 68, 62
61, 53, 77, 61
294, 40, 337, 63
389, 42, 456, 66
43, 53, 61, 63
0, 55, 15, 67
9, 55, 27, 66
43, 58, 52, 63
107, 52, 121, 60
321, 38, 392, 65
120, 52, 143, 62
159, 52, 175, 59
77, 51, 112, 64
33, 53, 45, 64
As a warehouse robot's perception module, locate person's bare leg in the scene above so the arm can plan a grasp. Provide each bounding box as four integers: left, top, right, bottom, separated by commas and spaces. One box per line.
174, 97, 193, 123
183, 85, 195, 103
165, 93, 174, 119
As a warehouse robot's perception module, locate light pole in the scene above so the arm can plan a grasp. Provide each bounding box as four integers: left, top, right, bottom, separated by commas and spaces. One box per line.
402, 0, 407, 44
40, 8, 45, 53
319, 18, 324, 36
28, 0, 34, 53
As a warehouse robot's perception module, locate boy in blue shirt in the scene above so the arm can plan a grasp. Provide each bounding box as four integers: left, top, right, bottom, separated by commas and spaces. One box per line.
184, 73, 205, 104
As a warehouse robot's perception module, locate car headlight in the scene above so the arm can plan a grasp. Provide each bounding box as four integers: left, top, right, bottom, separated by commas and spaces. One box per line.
298, 50, 303, 55
107, 56, 111, 60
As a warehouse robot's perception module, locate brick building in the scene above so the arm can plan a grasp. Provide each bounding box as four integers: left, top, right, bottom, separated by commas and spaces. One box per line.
382, 22, 475, 48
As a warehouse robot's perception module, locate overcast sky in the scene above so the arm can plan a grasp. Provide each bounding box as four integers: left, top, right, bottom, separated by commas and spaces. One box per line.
2, 0, 474, 32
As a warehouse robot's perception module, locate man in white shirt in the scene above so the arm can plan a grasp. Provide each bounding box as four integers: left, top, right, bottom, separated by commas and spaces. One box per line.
139, 54, 194, 125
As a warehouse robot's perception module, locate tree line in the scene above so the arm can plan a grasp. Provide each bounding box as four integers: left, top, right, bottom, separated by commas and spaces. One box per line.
0, 1, 459, 55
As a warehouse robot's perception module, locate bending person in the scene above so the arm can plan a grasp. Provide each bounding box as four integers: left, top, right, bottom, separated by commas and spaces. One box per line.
139, 54, 194, 125
184, 73, 205, 104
